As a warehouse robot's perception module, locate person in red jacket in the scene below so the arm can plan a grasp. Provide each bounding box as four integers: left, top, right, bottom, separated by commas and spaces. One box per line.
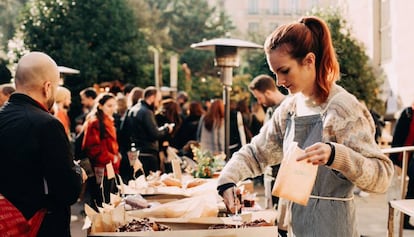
83, 92, 120, 208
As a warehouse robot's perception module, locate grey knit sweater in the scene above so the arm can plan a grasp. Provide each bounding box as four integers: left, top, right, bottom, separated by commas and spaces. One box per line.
218, 84, 394, 194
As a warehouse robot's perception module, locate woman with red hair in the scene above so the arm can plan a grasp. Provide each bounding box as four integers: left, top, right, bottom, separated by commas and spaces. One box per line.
198, 99, 225, 154
217, 16, 393, 236
82, 93, 120, 209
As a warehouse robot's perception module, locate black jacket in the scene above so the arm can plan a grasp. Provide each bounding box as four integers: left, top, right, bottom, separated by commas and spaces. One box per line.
174, 114, 201, 149
390, 107, 413, 166
0, 93, 82, 237
126, 100, 169, 154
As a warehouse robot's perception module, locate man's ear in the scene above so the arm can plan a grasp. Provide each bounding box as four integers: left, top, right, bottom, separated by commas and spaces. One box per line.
43, 80, 51, 98
303, 52, 315, 67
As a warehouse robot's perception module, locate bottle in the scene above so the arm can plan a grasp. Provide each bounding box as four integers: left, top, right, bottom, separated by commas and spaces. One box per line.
129, 143, 138, 166
264, 166, 275, 209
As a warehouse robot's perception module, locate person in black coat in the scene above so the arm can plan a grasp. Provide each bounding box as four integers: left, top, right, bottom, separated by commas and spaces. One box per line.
391, 105, 414, 165
0, 52, 84, 236
174, 101, 205, 156
390, 103, 414, 229
125, 86, 174, 176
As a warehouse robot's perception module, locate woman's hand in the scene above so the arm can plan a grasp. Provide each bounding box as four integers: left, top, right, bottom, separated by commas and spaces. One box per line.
222, 187, 242, 214
81, 167, 88, 183
296, 142, 332, 165
113, 153, 121, 164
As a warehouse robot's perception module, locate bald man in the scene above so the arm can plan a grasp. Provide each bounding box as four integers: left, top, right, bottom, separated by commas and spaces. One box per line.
0, 52, 84, 236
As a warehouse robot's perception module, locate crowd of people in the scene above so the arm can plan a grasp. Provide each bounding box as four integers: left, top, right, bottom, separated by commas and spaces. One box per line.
0, 52, 269, 236
57, 85, 267, 211
2, 15, 414, 237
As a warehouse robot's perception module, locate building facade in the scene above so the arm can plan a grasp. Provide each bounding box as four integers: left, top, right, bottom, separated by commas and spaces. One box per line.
208, 0, 342, 39
209, 0, 414, 109
345, 0, 414, 108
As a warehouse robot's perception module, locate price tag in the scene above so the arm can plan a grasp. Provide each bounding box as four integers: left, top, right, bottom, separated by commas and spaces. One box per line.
106, 162, 115, 180
133, 153, 143, 174
172, 159, 182, 180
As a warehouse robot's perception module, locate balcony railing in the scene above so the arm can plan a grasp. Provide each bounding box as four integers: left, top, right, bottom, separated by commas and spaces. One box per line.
382, 146, 414, 237
381, 146, 414, 199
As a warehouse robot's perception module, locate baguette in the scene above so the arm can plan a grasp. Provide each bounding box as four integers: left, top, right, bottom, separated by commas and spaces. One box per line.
186, 178, 207, 188
161, 175, 182, 188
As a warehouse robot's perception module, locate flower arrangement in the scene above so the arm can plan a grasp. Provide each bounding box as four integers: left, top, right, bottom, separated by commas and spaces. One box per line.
191, 144, 226, 178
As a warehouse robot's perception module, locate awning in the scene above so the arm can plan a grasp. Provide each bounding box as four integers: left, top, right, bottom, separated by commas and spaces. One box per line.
58, 66, 80, 74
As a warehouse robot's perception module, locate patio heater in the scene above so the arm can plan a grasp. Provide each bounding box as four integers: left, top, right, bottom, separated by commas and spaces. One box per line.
191, 38, 262, 160
57, 66, 80, 85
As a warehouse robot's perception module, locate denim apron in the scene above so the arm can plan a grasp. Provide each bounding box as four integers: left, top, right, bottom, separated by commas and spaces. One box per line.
283, 98, 358, 237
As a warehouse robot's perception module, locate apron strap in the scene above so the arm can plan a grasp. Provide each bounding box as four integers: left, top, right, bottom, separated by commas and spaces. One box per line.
310, 194, 354, 201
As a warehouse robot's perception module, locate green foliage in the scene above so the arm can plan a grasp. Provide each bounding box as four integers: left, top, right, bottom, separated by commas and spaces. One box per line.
191, 145, 225, 178
244, 50, 272, 79
123, 0, 236, 97
11, 0, 150, 90
180, 50, 216, 77
127, 0, 170, 50
0, 0, 25, 51
186, 73, 253, 103
7, 0, 235, 102
231, 74, 253, 103
159, 0, 233, 53
148, 0, 235, 89
312, 9, 385, 113
189, 75, 222, 101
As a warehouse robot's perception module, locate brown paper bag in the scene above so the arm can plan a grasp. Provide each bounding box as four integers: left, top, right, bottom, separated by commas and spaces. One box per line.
272, 143, 317, 206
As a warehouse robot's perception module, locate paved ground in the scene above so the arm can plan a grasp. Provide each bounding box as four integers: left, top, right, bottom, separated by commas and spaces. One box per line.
70, 183, 414, 237
354, 192, 414, 237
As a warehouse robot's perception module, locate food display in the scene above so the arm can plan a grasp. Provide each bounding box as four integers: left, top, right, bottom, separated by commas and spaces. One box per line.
185, 178, 208, 188
118, 172, 212, 198
208, 218, 272, 229
83, 141, 280, 237
123, 194, 150, 210
242, 218, 273, 227
116, 218, 171, 232
160, 175, 182, 188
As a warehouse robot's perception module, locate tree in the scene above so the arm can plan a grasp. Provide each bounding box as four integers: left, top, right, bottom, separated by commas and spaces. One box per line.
0, 0, 27, 52
313, 9, 385, 113
123, 0, 235, 94
145, 0, 235, 94
7, 0, 153, 127
9, 0, 150, 89
157, 0, 234, 54
127, 0, 170, 51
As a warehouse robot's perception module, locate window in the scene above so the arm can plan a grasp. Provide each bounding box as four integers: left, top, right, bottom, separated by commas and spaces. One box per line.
307, 0, 318, 10
248, 0, 259, 14
271, 0, 279, 15
285, 0, 298, 15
